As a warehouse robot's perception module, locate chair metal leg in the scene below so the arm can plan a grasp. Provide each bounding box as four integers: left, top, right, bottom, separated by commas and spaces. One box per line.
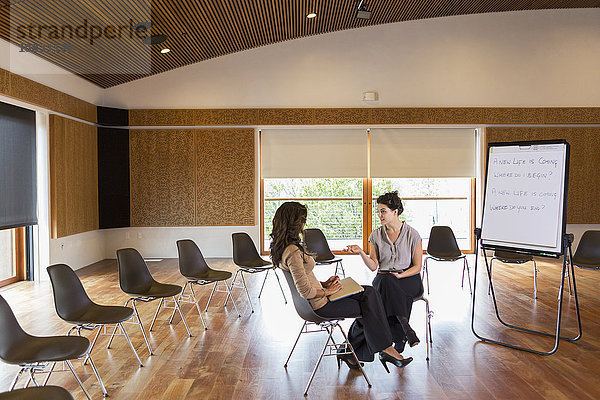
284, 321, 306, 367
423, 258, 430, 294
82, 325, 102, 366
169, 282, 188, 324
337, 324, 371, 388
41, 362, 56, 386
463, 258, 472, 294
223, 280, 241, 318
119, 323, 143, 367
240, 271, 254, 313
132, 299, 153, 355
204, 282, 219, 312
86, 353, 108, 397
149, 298, 164, 332
532, 260, 538, 299
173, 296, 192, 337
273, 268, 288, 304
108, 299, 132, 348
65, 360, 92, 400
224, 270, 240, 307
258, 269, 270, 298
304, 324, 335, 396
9, 369, 25, 391
188, 283, 208, 330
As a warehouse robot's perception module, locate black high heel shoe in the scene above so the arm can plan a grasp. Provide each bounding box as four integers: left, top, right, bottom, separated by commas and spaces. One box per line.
379, 352, 413, 373
405, 329, 420, 348
336, 346, 363, 370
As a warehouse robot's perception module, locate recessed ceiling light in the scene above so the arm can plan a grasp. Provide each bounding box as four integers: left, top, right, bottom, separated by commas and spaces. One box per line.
160, 48, 170, 54
307, 13, 317, 19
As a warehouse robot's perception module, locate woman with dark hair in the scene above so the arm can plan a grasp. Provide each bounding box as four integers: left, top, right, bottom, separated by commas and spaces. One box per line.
270, 201, 412, 371
345, 191, 423, 353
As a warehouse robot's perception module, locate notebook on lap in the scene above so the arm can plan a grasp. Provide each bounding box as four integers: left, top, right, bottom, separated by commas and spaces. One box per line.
328, 277, 364, 301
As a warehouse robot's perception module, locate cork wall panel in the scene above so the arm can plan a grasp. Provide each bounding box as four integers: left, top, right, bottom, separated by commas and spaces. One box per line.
543, 108, 600, 124
427, 108, 484, 124
0, 68, 9, 95
130, 130, 196, 226
482, 108, 545, 124
49, 115, 99, 238
1, 69, 97, 123
370, 108, 429, 124
486, 127, 600, 224
195, 129, 255, 226
313, 108, 371, 125
258, 108, 314, 125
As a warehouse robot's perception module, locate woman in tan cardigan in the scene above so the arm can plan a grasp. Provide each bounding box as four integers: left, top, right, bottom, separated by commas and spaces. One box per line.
270, 201, 412, 371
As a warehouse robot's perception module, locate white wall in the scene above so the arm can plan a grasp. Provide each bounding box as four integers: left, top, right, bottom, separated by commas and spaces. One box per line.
101, 8, 600, 109
0, 39, 104, 104
49, 230, 106, 270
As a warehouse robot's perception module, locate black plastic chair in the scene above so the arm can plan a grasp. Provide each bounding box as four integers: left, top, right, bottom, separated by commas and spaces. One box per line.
488, 251, 538, 298
47, 264, 143, 370
280, 269, 371, 396
114, 248, 191, 355
304, 228, 345, 277
572, 230, 600, 270
423, 226, 471, 294
228, 232, 287, 313
0, 295, 95, 399
175, 239, 240, 327
0, 386, 73, 400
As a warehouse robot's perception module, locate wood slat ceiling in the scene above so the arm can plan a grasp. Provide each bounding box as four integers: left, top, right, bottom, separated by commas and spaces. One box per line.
1, 0, 599, 88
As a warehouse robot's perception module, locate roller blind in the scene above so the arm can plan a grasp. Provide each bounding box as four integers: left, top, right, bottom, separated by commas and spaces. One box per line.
0, 102, 37, 229
370, 128, 476, 178
261, 128, 367, 178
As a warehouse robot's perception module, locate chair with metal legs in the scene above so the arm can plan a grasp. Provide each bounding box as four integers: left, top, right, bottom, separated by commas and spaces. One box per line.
412, 294, 434, 360
174, 239, 240, 328
281, 269, 371, 396
47, 264, 143, 369
228, 232, 287, 313
488, 250, 538, 298
0, 386, 74, 400
0, 295, 99, 400
422, 226, 471, 294
114, 248, 192, 355
304, 228, 345, 277
571, 230, 600, 271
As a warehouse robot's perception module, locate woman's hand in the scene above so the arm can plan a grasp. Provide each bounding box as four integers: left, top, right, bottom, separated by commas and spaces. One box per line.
322, 275, 340, 288
345, 245, 363, 254
324, 280, 342, 296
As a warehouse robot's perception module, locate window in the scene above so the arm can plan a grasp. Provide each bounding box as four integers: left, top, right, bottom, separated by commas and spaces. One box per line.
263, 178, 363, 251
0, 227, 26, 287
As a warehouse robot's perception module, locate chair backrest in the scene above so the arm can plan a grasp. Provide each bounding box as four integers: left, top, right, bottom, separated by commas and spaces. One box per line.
232, 232, 263, 267
116, 248, 155, 295
304, 228, 335, 261
47, 264, 94, 322
0, 295, 29, 361
280, 269, 327, 324
572, 230, 600, 268
427, 226, 462, 259
176, 239, 211, 278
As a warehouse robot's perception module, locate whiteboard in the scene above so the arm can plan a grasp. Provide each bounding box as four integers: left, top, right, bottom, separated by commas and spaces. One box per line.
481, 140, 569, 256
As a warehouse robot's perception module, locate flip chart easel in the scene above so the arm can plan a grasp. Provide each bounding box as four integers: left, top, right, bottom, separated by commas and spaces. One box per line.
471, 139, 581, 355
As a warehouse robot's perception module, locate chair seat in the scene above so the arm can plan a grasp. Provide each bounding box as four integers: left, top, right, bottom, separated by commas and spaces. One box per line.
0, 386, 74, 400
428, 253, 465, 261
66, 304, 134, 325
126, 282, 182, 298
494, 251, 533, 263
572, 255, 600, 269
315, 256, 342, 265
237, 258, 272, 269
184, 269, 232, 282
3, 335, 89, 364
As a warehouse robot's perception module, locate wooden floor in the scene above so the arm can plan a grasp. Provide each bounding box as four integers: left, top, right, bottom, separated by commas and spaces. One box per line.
1, 254, 599, 399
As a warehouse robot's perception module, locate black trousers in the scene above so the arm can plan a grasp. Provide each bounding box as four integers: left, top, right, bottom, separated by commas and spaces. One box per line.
372, 273, 423, 350
315, 286, 392, 362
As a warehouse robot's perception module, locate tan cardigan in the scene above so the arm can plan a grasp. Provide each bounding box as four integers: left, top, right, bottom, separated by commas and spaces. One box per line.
279, 245, 328, 310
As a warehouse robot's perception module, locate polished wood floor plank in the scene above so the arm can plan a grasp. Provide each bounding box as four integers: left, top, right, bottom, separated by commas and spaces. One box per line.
1, 255, 599, 399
